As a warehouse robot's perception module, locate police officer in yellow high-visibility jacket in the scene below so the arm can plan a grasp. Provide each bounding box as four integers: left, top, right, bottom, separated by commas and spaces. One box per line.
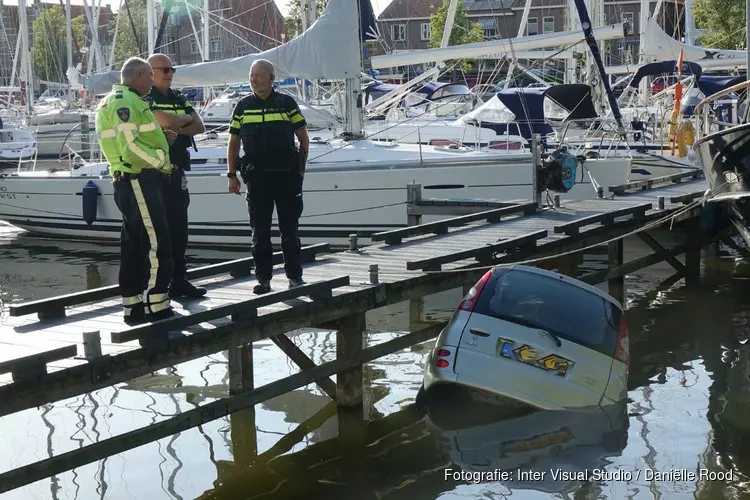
95, 57, 176, 325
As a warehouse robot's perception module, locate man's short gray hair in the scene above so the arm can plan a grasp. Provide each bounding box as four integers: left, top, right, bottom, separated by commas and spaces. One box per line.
121, 57, 151, 83
250, 59, 274, 76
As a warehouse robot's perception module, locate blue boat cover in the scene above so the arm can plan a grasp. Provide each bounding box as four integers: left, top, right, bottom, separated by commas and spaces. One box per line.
697, 74, 747, 97
629, 60, 703, 88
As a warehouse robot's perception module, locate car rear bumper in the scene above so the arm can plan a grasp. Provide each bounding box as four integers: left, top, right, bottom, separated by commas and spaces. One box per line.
425, 349, 610, 411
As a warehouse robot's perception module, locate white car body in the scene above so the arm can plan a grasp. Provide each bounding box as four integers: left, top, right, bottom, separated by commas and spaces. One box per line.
422, 265, 629, 410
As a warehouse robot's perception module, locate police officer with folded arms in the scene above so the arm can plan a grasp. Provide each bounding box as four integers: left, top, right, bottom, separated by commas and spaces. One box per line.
226, 59, 310, 294
95, 57, 175, 325
147, 53, 207, 299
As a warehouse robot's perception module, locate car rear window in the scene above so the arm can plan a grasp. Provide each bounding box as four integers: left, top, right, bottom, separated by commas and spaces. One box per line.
474, 270, 621, 356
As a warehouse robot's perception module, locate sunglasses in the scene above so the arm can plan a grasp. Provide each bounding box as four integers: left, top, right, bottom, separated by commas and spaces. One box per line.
154, 67, 176, 74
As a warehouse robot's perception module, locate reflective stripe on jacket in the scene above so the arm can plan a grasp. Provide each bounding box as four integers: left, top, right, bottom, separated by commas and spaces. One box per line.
95, 84, 171, 176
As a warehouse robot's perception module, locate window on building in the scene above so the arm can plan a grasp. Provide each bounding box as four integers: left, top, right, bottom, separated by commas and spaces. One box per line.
235, 45, 247, 57
420, 23, 431, 41
162, 32, 176, 54
480, 18, 497, 38
623, 12, 635, 32
527, 17, 539, 36
543, 16, 554, 33
210, 36, 222, 53
189, 38, 198, 54
391, 24, 406, 41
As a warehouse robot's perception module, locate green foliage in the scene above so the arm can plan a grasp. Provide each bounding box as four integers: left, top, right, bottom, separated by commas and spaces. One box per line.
693, 0, 746, 49
31, 6, 87, 83
284, 0, 327, 38
111, 0, 149, 66
428, 0, 484, 70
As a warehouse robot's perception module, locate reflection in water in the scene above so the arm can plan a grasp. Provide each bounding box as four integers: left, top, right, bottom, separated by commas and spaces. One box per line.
5, 228, 750, 498
424, 400, 629, 495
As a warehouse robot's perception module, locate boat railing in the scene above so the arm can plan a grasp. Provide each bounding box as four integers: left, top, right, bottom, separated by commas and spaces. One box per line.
694, 79, 750, 136
14, 146, 38, 174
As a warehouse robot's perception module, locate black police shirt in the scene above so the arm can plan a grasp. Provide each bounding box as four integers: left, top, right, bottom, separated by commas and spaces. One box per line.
228, 90, 307, 168
146, 87, 195, 164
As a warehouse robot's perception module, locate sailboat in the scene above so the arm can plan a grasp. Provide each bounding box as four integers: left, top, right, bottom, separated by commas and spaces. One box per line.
0, 0, 638, 247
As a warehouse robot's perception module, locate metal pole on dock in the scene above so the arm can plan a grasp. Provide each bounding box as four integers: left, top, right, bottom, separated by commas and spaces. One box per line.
531, 134, 542, 208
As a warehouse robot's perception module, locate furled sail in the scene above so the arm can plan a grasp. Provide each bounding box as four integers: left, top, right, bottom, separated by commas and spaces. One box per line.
171, 0, 363, 88
643, 17, 745, 64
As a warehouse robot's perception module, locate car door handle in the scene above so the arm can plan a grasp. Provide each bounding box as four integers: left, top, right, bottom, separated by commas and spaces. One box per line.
470, 328, 490, 337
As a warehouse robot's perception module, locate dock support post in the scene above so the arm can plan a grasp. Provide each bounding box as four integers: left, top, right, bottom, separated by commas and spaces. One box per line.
228, 337, 256, 463
557, 255, 579, 277
531, 134, 542, 208
409, 297, 424, 330
608, 238, 625, 304
685, 219, 702, 286
336, 313, 366, 408
406, 183, 423, 226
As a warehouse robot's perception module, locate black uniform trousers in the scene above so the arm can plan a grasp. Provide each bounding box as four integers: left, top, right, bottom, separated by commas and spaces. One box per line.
163, 166, 190, 282
113, 168, 174, 318
244, 170, 303, 282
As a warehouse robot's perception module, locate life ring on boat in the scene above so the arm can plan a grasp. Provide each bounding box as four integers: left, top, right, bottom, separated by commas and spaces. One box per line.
674, 120, 695, 157
680, 120, 695, 146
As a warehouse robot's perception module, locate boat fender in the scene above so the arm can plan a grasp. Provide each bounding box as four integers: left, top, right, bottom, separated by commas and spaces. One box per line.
77, 180, 101, 225
537, 148, 579, 193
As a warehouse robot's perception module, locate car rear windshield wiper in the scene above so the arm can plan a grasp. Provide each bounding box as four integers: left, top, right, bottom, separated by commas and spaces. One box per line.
493, 314, 563, 347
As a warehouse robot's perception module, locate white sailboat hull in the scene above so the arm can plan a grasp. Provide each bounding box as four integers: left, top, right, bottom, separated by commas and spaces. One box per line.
0, 143, 634, 248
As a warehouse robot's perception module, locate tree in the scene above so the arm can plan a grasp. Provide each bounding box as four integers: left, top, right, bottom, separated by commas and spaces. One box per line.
31, 6, 88, 83
693, 0, 746, 49
428, 0, 484, 71
284, 0, 327, 39
111, 0, 149, 66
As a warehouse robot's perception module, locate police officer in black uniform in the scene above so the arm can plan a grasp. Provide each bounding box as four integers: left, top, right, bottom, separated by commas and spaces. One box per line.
226, 59, 310, 295
147, 54, 207, 299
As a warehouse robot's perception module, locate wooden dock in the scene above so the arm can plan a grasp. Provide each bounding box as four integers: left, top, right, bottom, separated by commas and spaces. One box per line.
0, 169, 715, 493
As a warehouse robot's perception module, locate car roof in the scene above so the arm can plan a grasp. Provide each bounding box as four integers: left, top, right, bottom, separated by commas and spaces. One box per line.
494, 264, 624, 310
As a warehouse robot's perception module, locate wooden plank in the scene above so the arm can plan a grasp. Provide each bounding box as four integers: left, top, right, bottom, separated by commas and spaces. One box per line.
0, 271, 476, 419
553, 203, 652, 235
270, 334, 337, 400
7, 243, 330, 319
111, 276, 352, 344
0, 322, 446, 495
637, 232, 687, 273
608, 170, 703, 194
579, 243, 688, 285
670, 190, 705, 204
405, 229, 547, 271
371, 202, 538, 244
0, 345, 78, 382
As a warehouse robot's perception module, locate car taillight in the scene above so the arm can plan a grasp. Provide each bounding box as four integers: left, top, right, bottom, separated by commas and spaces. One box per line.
434, 349, 452, 368
458, 270, 492, 312
614, 313, 629, 364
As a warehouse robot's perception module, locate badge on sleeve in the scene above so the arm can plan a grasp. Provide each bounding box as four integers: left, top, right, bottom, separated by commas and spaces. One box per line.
117, 108, 130, 122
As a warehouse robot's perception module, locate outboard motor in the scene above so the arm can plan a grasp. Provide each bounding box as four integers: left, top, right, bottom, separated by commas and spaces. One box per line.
537, 148, 580, 193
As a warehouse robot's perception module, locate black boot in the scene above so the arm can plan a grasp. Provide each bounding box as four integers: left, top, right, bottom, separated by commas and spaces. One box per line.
124, 302, 146, 326
253, 280, 271, 295
169, 279, 207, 298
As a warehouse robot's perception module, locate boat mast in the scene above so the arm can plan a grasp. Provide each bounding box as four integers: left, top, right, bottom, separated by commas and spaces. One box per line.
571, 0, 626, 137
504, 0, 534, 88
638, 0, 650, 105
17, 0, 33, 115
65, 0, 73, 100
343, 0, 368, 138
684, 0, 694, 44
